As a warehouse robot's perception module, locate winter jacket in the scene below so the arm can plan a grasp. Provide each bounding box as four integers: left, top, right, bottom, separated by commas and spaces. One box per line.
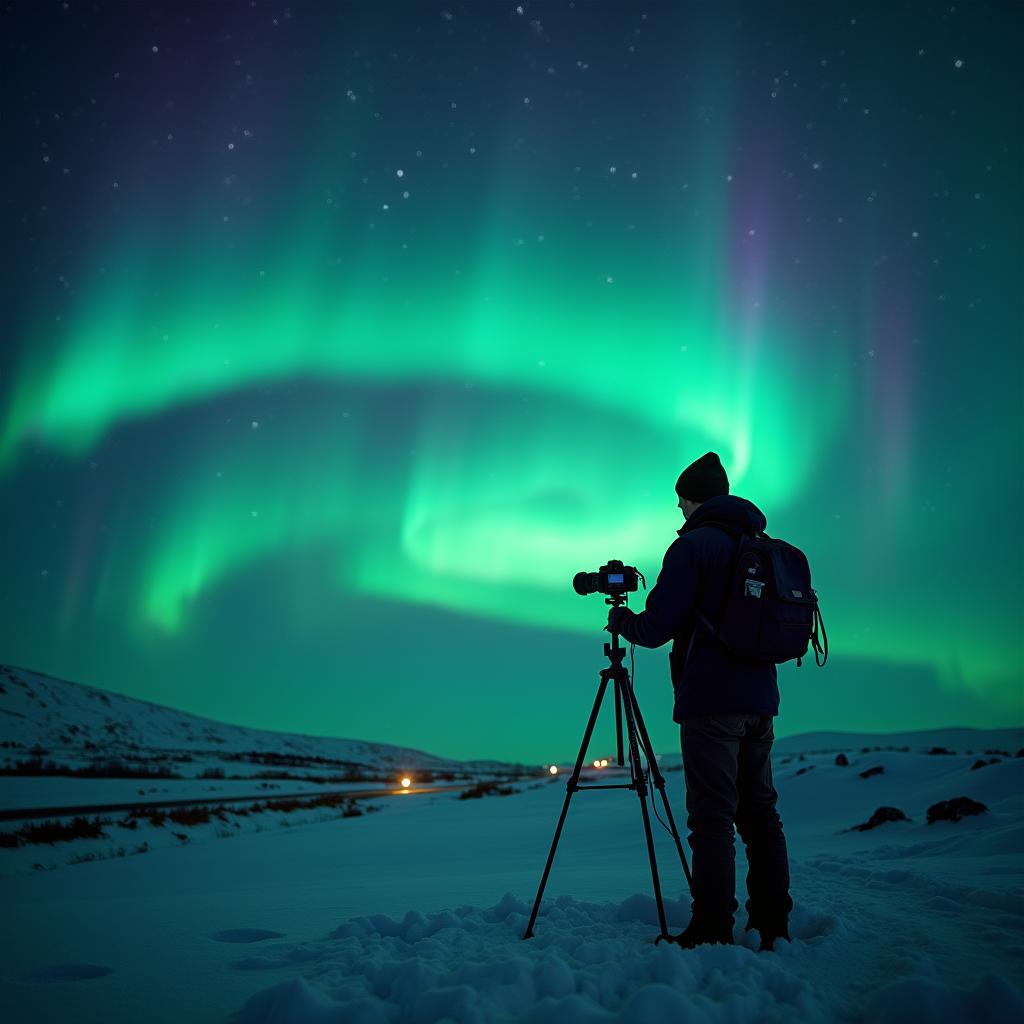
611, 493, 780, 722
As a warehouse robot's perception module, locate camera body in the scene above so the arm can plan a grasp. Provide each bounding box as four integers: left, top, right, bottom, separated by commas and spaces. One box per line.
573, 559, 640, 597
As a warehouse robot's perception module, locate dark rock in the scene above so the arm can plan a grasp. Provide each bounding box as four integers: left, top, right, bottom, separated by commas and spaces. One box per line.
859, 765, 885, 779
926, 746, 955, 755
1017, 748, 1024, 758
835, 753, 849, 766
926, 796, 988, 824
794, 765, 815, 777
850, 806, 910, 831
970, 758, 1002, 771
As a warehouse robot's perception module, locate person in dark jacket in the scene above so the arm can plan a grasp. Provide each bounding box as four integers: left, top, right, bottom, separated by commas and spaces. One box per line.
605, 452, 793, 952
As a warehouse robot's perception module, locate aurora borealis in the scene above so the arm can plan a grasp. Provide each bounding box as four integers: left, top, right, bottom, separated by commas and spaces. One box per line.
2, 2, 1020, 763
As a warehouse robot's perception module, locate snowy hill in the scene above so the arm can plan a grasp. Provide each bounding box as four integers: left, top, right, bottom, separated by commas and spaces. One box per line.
773, 725, 1024, 756
0, 662, 524, 781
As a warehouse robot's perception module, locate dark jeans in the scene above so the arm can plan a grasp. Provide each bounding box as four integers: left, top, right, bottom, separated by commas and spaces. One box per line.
680, 713, 793, 929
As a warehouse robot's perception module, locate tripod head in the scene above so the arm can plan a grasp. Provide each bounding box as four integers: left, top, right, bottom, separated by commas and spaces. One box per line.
605, 591, 630, 653
603, 611, 629, 663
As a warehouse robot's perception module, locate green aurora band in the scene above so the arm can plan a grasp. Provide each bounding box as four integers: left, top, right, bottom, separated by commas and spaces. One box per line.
2, 3, 1020, 762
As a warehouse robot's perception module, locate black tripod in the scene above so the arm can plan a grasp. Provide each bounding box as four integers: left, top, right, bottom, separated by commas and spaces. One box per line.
522, 599, 693, 943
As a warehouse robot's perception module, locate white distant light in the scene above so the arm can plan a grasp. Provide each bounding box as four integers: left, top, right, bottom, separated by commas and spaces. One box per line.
400, 777, 411, 789
593, 759, 601, 769
600, 759, 609, 768
396, 169, 404, 177
548, 765, 558, 775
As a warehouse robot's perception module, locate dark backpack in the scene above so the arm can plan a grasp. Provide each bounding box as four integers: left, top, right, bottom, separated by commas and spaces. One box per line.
686, 520, 828, 669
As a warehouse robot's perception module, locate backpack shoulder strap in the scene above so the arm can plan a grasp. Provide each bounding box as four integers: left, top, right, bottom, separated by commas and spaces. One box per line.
693, 518, 764, 540
686, 519, 758, 639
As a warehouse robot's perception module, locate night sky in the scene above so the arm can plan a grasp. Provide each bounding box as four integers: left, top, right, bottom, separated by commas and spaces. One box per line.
2, 1, 1021, 764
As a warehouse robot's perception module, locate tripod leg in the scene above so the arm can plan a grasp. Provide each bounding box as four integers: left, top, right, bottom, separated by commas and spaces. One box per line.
522, 677, 609, 940
625, 681, 693, 892
614, 679, 624, 766
616, 673, 672, 942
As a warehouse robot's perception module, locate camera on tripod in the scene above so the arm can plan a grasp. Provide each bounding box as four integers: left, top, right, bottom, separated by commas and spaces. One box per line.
523, 558, 688, 944
573, 559, 640, 597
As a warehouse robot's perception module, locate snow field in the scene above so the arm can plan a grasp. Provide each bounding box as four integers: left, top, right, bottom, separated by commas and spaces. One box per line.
2, 745, 1021, 1023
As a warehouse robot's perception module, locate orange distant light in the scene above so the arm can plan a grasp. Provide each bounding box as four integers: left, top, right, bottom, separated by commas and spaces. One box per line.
400, 777, 411, 789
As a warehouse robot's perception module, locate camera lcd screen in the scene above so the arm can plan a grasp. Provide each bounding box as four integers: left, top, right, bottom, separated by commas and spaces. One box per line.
607, 573, 624, 583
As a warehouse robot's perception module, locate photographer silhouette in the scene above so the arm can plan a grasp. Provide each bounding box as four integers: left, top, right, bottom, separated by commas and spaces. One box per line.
607, 452, 798, 952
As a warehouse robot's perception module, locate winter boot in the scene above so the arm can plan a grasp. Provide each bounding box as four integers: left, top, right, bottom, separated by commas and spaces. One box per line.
671, 917, 734, 950
744, 915, 790, 952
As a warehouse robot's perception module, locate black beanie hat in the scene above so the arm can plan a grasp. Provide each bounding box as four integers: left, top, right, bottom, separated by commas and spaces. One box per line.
675, 452, 729, 502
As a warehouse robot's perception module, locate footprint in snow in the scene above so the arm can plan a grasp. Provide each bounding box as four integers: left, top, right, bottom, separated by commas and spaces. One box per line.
17, 963, 114, 983
210, 928, 285, 943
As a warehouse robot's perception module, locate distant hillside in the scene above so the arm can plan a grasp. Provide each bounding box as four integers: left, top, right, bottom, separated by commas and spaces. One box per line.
0, 663, 523, 780
773, 725, 1024, 756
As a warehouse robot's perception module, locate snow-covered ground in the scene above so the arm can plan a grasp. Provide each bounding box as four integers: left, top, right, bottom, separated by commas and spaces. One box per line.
2, 724, 1022, 1023
0, 775, 377, 815
0, 663, 532, 880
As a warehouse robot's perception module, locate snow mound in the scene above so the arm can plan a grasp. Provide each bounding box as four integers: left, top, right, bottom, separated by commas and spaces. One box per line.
230, 891, 1021, 1024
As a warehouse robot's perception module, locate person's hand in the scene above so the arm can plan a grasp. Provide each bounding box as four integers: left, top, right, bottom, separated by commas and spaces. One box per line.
605, 606, 632, 634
